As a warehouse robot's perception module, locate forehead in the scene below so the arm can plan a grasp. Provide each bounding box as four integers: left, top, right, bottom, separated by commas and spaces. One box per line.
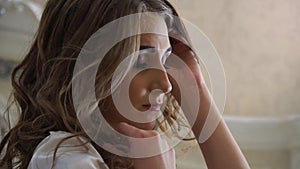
139, 15, 170, 50
140, 14, 169, 35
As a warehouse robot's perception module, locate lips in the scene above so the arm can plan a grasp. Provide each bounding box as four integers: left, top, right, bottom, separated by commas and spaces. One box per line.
142, 104, 162, 111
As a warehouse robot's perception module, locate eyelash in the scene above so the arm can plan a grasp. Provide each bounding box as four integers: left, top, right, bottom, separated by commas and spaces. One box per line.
135, 62, 147, 68
134, 55, 170, 69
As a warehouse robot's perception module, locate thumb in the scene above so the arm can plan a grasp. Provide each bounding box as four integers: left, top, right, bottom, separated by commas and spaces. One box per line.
115, 122, 169, 158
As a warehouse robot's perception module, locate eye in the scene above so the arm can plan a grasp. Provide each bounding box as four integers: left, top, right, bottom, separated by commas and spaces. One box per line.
135, 62, 147, 68
134, 52, 148, 69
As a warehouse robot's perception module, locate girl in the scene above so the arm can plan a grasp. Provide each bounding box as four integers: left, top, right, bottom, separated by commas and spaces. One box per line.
0, 0, 250, 169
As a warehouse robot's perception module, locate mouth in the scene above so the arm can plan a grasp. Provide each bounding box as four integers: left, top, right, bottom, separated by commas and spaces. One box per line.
142, 104, 162, 111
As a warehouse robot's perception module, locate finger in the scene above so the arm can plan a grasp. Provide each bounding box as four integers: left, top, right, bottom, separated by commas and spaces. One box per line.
116, 122, 159, 138
116, 123, 172, 158
172, 41, 197, 64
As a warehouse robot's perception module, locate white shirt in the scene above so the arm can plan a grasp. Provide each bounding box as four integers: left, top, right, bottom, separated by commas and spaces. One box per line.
27, 131, 203, 169
28, 131, 108, 169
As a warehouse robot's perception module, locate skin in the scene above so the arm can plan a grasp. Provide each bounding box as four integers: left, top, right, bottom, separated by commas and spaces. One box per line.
171, 42, 251, 169
102, 16, 250, 168
102, 16, 172, 131
102, 16, 176, 169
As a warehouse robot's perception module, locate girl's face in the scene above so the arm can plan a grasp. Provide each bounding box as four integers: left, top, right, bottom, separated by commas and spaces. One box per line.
103, 18, 172, 130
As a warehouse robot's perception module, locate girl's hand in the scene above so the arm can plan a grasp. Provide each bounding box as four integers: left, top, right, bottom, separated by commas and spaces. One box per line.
169, 41, 212, 138
169, 41, 250, 169
170, 41, 205, 91
116, 123, 176, 169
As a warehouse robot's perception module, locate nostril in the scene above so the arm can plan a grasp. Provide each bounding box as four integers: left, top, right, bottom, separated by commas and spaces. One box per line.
149, 89, 164, 104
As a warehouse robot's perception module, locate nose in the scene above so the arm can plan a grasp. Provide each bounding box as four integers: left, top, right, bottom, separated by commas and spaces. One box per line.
150, 69, 172, 94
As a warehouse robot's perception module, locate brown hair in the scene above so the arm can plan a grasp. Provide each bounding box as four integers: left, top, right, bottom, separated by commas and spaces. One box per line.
0, 0, 193, 168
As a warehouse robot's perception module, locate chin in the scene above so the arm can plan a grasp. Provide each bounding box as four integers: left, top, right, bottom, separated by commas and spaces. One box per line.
135, 121, 156, 130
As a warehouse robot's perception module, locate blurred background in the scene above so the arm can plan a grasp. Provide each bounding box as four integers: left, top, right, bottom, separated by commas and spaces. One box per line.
0, 0, 299, 169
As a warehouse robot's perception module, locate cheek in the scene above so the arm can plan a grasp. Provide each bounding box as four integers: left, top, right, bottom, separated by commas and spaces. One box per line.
129, 75, 148, 103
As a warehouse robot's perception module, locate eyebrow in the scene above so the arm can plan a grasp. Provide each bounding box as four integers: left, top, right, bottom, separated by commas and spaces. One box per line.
139, 45, 172, 55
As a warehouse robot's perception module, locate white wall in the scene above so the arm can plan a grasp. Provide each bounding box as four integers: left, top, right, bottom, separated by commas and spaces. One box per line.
169, 0, 300, 117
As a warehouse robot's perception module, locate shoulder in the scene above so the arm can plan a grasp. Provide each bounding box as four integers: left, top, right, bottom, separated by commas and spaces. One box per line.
28, 131, 108, 169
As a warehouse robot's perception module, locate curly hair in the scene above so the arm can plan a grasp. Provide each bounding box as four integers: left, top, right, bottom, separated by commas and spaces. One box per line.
0, 0, 194, 168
